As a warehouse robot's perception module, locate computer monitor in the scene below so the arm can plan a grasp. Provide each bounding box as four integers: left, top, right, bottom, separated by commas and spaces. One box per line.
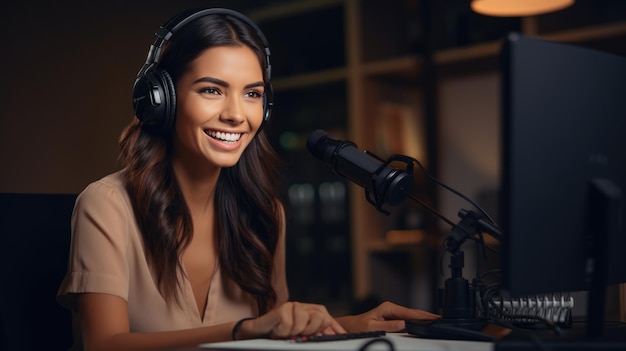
499, 33, 626, 336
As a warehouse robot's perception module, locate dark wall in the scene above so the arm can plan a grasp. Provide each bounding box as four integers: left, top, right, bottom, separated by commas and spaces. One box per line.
0, 0, 250, 194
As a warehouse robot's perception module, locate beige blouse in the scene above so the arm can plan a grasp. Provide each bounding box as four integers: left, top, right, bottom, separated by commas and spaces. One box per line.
57, 171, 288, 344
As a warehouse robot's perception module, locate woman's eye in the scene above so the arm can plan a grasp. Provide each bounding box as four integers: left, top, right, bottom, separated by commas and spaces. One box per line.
246, 90, 263, 99
199, 87, 220, 95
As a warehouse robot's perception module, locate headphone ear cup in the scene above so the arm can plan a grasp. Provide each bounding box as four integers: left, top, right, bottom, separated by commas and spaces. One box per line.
132, 68, 176, 132
263, 82, 274, 123
155, 69, 177, 132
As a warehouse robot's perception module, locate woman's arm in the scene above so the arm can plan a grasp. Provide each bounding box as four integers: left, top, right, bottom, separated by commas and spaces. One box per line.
77, 293, 346, 351
78, 293, 235, 351
273, 203, 289, 304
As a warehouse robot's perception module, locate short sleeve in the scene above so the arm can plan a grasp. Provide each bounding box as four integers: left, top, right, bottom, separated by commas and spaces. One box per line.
57, 179, 132, 311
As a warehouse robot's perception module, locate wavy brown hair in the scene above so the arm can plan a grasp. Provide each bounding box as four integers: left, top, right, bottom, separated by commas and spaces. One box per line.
118, 12, 282, 315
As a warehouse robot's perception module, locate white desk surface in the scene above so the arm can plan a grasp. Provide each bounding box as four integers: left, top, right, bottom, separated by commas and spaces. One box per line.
199, 333, 493, 351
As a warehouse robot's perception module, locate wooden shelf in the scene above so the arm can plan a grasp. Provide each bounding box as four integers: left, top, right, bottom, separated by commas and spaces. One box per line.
434, 21, 626, 66
541, 21, 626, 44
248, 0, 626, 310
272, 67, 347, 90
362, 55, 423, 79
271, 22, 626, 92
434, 41, 502, 65
366, 230, 429, 253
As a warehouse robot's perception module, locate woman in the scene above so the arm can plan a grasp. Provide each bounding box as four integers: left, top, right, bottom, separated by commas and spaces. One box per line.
57, 8, 436, 351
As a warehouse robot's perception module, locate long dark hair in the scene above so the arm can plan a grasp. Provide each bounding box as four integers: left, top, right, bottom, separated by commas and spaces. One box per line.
118, 12, 282, 315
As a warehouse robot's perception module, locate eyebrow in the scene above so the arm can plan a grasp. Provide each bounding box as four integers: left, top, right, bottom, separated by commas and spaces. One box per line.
192, 77, 265, 89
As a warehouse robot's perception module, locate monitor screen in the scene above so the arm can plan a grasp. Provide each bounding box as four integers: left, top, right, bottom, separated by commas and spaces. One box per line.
499, 33, 626, 298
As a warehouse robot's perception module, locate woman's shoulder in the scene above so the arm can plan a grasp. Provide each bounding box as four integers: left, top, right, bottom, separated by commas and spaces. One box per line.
81, 170, 125, 192
77, 170, 130, 209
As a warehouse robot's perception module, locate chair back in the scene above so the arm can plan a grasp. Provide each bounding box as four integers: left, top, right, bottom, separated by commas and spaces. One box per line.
0, 192, 76, 351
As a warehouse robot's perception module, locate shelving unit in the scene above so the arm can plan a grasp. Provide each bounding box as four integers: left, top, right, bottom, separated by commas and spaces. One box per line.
248, 0, 626, 314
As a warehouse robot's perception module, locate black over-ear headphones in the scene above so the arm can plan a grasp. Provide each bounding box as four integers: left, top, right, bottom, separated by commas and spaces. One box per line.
132, 8, 273, 133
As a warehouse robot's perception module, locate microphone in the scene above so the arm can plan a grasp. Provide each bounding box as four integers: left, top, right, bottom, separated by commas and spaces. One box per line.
306, 129, 414, 208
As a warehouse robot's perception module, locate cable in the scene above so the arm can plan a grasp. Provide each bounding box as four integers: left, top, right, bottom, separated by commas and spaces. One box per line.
409, 157, 500, 228
392, 153, 510, 338
407, 193, 456, 228
485, 296, 563, 335
357, 337, 395, 351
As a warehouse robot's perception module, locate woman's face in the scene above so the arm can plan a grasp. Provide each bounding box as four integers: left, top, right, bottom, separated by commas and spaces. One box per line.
172, 45, 265, 170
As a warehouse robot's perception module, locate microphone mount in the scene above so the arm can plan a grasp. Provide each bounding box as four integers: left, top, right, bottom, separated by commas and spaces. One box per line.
438, 209, 502, 324
363, 152, 415, 215
405, 209, 504, 341
353, 150, 505, 340
306, 131, 505, 339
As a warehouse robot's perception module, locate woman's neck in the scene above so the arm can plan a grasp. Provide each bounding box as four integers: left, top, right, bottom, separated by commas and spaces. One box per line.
171, 156, 220, 215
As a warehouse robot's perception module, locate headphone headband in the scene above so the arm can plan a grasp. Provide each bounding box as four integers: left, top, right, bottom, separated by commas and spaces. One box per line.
133, 8, 274, 132
141, 8, 272, 77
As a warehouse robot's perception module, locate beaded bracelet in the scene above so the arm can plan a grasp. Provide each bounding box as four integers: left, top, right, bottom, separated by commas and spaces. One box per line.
231, 317, 255, 341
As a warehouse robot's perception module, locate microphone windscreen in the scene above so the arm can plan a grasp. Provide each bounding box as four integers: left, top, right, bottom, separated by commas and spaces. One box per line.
306, 129, 328, 159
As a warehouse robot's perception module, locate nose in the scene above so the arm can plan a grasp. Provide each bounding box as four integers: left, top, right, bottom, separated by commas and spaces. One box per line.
220, 94, 245, 125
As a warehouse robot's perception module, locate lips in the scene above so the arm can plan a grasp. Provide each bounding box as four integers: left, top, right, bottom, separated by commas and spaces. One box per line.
204, 130, 242, 144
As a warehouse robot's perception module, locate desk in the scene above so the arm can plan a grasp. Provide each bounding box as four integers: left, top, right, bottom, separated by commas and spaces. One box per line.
198, 333, 492, 351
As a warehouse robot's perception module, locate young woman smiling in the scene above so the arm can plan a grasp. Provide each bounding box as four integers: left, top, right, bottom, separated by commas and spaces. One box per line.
57, 8, 437, 351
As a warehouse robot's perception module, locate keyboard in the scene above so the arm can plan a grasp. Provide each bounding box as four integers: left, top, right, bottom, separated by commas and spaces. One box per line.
290, 331, 386, 343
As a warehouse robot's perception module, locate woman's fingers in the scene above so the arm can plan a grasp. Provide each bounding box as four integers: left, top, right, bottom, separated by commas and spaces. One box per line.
289, 303, 310, 335
300, 312, 324, 336
265, 302, 344, 338
327, 316, 347, 334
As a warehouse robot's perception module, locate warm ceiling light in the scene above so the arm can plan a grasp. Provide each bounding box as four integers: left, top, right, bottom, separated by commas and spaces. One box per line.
471, 0, 575, 17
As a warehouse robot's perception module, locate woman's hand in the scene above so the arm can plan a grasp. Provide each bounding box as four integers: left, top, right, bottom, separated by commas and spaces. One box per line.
337, 301, 439, 333
239, 302, 347, 339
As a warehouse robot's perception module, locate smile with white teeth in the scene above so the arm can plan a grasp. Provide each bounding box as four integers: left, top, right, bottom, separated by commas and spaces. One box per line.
205, 130, 242, 143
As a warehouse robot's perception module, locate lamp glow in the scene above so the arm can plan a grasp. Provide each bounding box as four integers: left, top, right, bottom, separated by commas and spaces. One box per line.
471, 0, 575, 17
